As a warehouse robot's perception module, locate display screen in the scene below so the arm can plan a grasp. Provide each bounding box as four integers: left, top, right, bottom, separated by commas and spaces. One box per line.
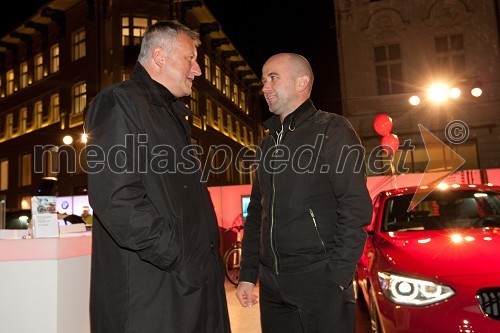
241, 195, 250, 221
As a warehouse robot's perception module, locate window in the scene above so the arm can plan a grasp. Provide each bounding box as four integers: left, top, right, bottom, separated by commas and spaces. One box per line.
122, 17, 149, 46
50, 44, 60, 73
435, 34, 465, 78
6, 69, 15, 95
214, 66, 221, 90
49, 94, 60, 123
34, 101, 43, 128
72, 29, 86, 61
224, 75, 231, 97
72, 82, 87, 114
204, 55, 211, 82
190, 88, 199, 115
206, 99, 219, 129
20, 62, 29, 89
20, 153, 32, 187
34, 53, 44, 81
21, 107, 35, 132
0, 160, 8, 191
374, 44, 404, 95
224, 114, 232, 135
239, 91, 247, 112
232, 84, 238, 105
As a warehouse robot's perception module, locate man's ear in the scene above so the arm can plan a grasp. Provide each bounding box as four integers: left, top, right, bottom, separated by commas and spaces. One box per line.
296, 75, 310, 93
152, 47, 165, 68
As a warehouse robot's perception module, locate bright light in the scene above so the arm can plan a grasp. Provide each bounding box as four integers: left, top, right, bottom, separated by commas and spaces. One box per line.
484, 237, 492, 241
409, 95, 421, 106
471, 87, 482, 97
451, 234, 463, 243
449, 87, 461, 99
487, 183, 494, 186
63, 135, 73, 145
468, 184, 477, 188
464, 236, 475, 242
428, 83, 449, 103
437, 183, 449, 190
81, 133, 88, 143
451, 184, 461, 188
474, 193, 488, 197
418, 238, 431, 244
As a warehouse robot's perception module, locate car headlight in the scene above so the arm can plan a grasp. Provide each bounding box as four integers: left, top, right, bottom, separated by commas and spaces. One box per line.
378, 272, 455, 306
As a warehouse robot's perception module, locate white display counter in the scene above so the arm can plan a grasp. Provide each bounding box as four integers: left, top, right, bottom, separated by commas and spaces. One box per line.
0, 233, 91, 333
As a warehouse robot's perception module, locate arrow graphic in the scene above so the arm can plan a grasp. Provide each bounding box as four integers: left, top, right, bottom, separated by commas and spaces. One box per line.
408, 124, 466, 211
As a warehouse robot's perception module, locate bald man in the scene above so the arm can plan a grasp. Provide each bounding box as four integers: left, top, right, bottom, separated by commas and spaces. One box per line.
236, 53, 372, 332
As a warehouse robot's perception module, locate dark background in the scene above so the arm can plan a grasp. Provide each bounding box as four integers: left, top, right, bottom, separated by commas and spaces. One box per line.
1, 0, 342, 118
204, 0, 341, 116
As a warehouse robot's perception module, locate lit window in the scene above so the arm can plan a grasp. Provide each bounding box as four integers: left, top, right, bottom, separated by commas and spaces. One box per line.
190, 88, 199, 115
34, 101, 43, 128
0, 160, 8, 191
122, 17, 149, 46
232, 84, 238, 105
51, 44, 60, 73
72, 29, 86, 61
214, 66, 221, 90
34, 53, 44, 81
240, 91, 246, 112
6, 70, 15, 95
49, 94, 60, 123
224, 75, 230, 97
72, 82, 87, 114
21, 153, 32, 187
204, 55, 211, 81
20, 62, 29, 89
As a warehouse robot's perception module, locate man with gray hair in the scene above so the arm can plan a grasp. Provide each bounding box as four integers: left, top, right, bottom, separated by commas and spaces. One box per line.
85, 21, 230, 332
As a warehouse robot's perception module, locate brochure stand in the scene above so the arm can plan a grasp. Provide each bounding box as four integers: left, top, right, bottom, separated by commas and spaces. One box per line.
30, 196, 59, 238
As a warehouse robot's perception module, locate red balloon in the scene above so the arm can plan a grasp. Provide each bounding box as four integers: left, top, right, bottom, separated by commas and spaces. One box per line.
381, 133, 399, 155
373, 114, 393, 136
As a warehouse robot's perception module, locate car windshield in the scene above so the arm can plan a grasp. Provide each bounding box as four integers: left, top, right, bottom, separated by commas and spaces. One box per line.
382, 190, 500, 232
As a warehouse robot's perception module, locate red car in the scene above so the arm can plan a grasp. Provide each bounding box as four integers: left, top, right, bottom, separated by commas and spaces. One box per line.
356, 184, 500, 332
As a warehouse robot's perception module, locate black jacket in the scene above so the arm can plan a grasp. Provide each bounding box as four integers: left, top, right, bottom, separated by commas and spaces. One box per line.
239, 99, 373, 287
86, 63, 230, 333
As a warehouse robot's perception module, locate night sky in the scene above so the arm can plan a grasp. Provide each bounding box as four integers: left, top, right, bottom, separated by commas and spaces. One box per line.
1, 0, 342, 117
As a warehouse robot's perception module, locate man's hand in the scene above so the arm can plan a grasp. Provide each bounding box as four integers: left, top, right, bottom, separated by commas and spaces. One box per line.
236, 282, 259, 307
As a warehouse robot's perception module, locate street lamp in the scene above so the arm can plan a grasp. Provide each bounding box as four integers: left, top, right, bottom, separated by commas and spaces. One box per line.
63, 135, 73, 145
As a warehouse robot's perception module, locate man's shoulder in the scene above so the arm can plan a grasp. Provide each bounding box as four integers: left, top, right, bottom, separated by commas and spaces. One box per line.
314, 110, 353, 129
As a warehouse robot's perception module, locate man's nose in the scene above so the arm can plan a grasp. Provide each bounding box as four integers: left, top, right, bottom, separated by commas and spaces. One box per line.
192, 61, 202, 76
261, 82, 270, 93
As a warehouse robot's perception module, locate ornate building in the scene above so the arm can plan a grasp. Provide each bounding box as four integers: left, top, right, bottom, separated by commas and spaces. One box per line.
0, 0, 263, 210
333, 0, 500, 176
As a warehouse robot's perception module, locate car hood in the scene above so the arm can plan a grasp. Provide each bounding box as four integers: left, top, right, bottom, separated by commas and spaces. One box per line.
375, 228, 500, 278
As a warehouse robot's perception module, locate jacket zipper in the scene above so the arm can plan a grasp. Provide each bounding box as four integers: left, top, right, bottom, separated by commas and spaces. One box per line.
308, 209, 327, 254
270, 125, 284, 274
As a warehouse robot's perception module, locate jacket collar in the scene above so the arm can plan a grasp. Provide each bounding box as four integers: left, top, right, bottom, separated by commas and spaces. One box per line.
263, 99, 317, 133
131, 62, 182, 108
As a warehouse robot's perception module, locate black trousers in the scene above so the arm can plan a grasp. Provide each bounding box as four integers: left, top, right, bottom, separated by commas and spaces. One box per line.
259, 263, 356, 333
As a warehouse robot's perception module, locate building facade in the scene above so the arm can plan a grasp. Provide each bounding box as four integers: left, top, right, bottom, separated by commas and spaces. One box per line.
334, 0, 500, 177
0, 0, 264, 210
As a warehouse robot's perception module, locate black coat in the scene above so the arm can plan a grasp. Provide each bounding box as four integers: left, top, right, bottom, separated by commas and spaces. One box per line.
85, 63, 230, 333
239, 99, 373, 287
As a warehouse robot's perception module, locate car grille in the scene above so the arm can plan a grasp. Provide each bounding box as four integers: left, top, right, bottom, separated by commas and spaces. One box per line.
477, 288, 500, 320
